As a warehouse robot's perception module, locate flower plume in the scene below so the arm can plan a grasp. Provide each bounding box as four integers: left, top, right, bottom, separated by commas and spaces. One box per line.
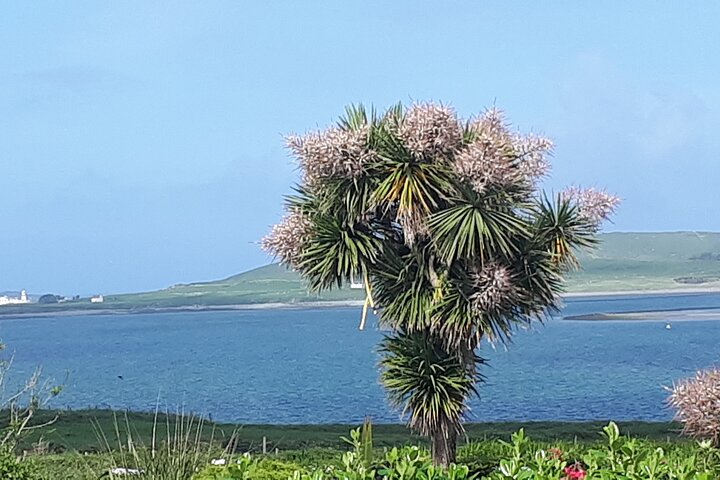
563, 187, 620, 227
514, 133, 553, 180
454, 108, 552, 193
398, 102, 463, 159
261, 210, 312, 269
286, 125, 375, 185
668, 368, 720, 446
470, 262, 517, 313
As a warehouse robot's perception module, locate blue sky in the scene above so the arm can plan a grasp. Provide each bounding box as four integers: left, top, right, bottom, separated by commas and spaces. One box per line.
1, 2, 719, 294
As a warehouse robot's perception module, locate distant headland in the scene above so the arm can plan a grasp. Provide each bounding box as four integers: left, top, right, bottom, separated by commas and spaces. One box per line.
1, 232, 719, 319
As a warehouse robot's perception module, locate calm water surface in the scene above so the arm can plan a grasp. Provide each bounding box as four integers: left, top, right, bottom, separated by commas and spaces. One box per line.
1, 293, 720, 424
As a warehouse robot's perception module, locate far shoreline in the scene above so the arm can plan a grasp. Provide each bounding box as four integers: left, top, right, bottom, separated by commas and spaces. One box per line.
563, 286, 720, 298
565, 308, 720, 322
0, 286, 719, 320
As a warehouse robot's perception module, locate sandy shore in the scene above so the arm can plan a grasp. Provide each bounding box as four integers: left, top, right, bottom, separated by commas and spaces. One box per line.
565, 308, 720, 322
563, 286, 720, 298
0, 300, 366, 319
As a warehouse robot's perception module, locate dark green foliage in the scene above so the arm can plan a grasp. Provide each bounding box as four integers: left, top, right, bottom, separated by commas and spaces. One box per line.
15, 409, 687, 453
380, 332, 484, 436
19, 418, 720, 479
37, 295, 60, 305
192, 423, 720, 479
0, 450, 38, 480
30, 453, 107, 480
193, 456, 308, 480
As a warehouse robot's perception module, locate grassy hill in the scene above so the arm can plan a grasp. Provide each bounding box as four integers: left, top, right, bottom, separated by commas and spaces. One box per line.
570, 232, 720, 292
2, 232, 719, 315
108, 232, 720, 307
107, 263, 365, 307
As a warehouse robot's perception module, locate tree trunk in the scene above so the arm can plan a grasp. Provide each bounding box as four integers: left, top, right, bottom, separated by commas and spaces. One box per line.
431, 425, 457, 468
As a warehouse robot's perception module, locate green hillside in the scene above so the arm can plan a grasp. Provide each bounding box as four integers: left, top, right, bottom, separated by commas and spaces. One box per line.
107, 263, 365, 307
2, 232, 719, 316
108, 232, 720, 307
570, 232, 720, 292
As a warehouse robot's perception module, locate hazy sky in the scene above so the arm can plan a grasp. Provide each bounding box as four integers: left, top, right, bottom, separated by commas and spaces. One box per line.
2, 2, 719, 294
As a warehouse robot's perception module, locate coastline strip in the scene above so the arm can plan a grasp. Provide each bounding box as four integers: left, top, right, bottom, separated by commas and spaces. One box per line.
2, 287, 720, 320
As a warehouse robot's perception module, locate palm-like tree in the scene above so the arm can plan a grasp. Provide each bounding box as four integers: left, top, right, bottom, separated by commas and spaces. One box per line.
264, 103, 617, 466
380, 331, 485, 465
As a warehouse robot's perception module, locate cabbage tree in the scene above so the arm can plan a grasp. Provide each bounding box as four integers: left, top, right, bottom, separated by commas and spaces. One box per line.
263, 102, 617, 466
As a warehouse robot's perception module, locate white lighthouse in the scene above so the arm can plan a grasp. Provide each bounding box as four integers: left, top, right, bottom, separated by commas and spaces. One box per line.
0, 290, 30, 306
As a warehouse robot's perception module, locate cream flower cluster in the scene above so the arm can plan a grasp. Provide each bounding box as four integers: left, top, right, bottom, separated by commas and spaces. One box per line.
470, 262, 517, 313
260, 210, 311, 268
563, 187, 620, 228
668, 368, 720, 445
454, 108, 552, 194
286, 125, 375, 186
398, 103, 463, 159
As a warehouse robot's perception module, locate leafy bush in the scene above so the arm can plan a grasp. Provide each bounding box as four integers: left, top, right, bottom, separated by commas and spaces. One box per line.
30, 453, 108, 480
192, 454, 255, 480
195, 447, 473, 480
0, 449, 38, 480
193, 423, 720, 480
668, 368, 720, 446
194, 455, 308, 480
194, 423, 474, 480
457, 440, 512, 477
484, 422, 720, 480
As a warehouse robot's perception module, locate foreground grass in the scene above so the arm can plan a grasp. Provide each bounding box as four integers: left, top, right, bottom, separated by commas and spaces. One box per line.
25, 427, 711, 480
6, 410, 704, 479
22, 409, 684, 453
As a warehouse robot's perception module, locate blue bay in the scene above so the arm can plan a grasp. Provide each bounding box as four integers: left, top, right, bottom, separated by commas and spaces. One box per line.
1, 293, 720, 424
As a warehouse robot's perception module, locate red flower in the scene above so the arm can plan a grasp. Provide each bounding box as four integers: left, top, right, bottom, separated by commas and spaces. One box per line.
564, 463, 587, 479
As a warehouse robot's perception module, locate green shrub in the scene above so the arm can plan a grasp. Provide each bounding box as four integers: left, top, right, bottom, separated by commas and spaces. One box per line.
194, 455, 308, 480
0, 449, 38, 480
192, 464, 249, 479
193, 454, 257, 479
30, 453, 107, 480
194, 423, 720, 479
457, 440, 511, 477
483, 422, 720, 479
272, 448, 342, 471
254, 459, 308, 480
194, 439, 473, 480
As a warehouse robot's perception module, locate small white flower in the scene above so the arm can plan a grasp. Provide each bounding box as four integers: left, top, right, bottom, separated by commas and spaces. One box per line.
109, 467, 143, 475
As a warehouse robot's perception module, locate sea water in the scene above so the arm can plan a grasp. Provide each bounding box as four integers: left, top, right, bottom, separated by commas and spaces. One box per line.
1, 293, 720, 423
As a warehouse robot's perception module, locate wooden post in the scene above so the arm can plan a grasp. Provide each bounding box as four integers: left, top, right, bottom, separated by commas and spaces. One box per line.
262, 436, 267, 454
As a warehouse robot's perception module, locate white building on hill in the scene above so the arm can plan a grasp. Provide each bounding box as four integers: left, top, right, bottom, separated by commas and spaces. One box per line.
0, 290, 30, 306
